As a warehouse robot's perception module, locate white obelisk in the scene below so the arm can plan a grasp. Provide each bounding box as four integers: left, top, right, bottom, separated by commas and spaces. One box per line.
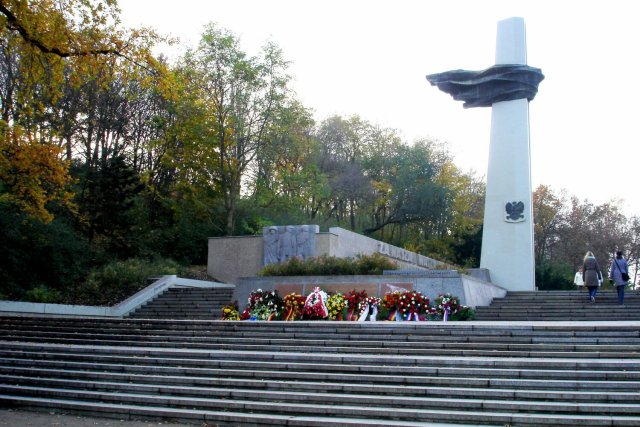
480, 17, 535, 291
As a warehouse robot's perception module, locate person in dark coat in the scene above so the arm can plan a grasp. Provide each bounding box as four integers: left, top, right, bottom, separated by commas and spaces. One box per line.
582, 251, 602, 303
608, 251, 629, 306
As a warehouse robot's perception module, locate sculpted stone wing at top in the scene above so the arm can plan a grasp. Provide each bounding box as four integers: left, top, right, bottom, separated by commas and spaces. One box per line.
426, 64, 544, 108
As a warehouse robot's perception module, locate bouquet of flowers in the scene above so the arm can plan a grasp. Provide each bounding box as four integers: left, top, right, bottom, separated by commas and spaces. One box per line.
240, 289, 264, 320
282, 292, 306, 321
247, 289, 265, 310
326, 292, 346, 320
397, 290, 429, 321
243, 289, 284, 321
303, 287, 329, 319
434, 293, 460, 319
382, 291, 403, 321
357, 296, 381, 321
344, 289, 368, 321
221, 301, 240, 320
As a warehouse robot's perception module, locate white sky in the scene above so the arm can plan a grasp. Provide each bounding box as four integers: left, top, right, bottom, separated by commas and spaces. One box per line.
119, 0, 640, 216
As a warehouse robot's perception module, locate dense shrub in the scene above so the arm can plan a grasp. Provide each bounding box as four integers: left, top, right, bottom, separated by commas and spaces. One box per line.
536, 261, 574, 290
0, 203, 92, 301
64, 257, 185, 306
24, 285, 63, 303
258, 253, 398, 277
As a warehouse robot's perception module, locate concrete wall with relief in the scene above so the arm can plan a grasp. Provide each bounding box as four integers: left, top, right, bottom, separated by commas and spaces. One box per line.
208, 226, 450, 284
234, 272, 506, 310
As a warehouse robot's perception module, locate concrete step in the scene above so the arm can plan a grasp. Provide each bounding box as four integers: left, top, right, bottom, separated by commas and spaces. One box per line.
126, 286, 234, 320
1, 317, 640, 425
475, 291, 640, 321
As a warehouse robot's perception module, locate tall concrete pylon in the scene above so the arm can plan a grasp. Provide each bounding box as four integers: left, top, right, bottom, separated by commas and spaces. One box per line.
426, 17, 544, 291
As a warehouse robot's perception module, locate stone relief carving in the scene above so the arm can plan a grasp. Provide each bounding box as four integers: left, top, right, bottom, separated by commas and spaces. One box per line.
263, 225, 319, 266
279, 225, 297, 262
263, 226, 280, 265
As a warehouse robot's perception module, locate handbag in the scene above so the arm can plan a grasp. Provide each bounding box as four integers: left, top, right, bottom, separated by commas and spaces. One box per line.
613, 258, 630, 282
573, 271, 584, 286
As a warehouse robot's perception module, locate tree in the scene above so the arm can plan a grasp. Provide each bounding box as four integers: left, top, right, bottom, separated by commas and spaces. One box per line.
0, 0, 163, 223
533, 185, 566, 264
76, 155, 144, 256
0, 124, 74, 223
362, 139, 453, 237
248, 99, 320, 223
184, 24, 291, 235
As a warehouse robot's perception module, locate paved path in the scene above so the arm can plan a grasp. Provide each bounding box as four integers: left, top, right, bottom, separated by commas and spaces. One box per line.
0, 409, 199, 427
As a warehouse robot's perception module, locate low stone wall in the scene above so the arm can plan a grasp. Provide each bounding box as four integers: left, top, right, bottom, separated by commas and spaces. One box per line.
234, 271, 506, 310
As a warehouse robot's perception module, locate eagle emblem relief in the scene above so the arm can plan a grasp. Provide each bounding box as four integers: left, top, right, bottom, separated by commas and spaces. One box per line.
505, 201, 525, 222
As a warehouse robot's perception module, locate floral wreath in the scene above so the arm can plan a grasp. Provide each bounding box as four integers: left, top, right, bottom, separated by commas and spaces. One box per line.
357, 296, 381, 317
326, 293, 346, 320
283, 292, 306, 321
303, 287, 329, 319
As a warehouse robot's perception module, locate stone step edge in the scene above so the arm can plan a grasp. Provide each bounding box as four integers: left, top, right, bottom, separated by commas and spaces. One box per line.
3, 342, 640, 369
1, 390, 637, 426
3, 369, 639, 393
5, 331, 640, 344
4, 338, 640, 357
3, 374, 640, 403
4, 357, 639, 381
0, 385, 640, 420
7, 350, 640, 374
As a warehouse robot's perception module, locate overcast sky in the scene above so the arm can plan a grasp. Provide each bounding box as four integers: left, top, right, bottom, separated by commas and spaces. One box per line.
119, 0, 640, 216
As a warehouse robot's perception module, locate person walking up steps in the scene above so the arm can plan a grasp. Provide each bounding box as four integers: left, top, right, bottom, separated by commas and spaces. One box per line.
609, 251, 629, 306
583, 251, 602, 303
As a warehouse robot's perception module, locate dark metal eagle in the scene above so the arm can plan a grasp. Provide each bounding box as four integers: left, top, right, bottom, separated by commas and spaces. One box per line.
426, 64, 544, 108
505, 201, 525, 222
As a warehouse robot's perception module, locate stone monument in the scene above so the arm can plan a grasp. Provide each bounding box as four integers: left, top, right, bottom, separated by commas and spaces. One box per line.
426, 17, 544, 291
263, 224, 319, 266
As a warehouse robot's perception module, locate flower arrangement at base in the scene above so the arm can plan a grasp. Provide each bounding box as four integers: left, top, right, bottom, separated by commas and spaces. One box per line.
434, 293, 460, 321
382, 291, 403, 321
326, 292, 346, 320
229, 287, 472, 322
397, 290, 429, 321
303, 287, 329, 319
357, 296, 381, 321
282, 292, 306, 321
344, 289, 368, 321
241, 288, 284, 321
221, 301, 240, 320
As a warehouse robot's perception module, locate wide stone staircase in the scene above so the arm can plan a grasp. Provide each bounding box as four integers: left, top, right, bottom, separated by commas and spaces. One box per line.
474, 290, 640, 321
0, 316, 639, 426
126, 286, 234, 319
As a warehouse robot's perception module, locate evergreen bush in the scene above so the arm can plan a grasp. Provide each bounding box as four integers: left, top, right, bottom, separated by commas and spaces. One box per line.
65, 257, 184, 306
258, 253, 398, 277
